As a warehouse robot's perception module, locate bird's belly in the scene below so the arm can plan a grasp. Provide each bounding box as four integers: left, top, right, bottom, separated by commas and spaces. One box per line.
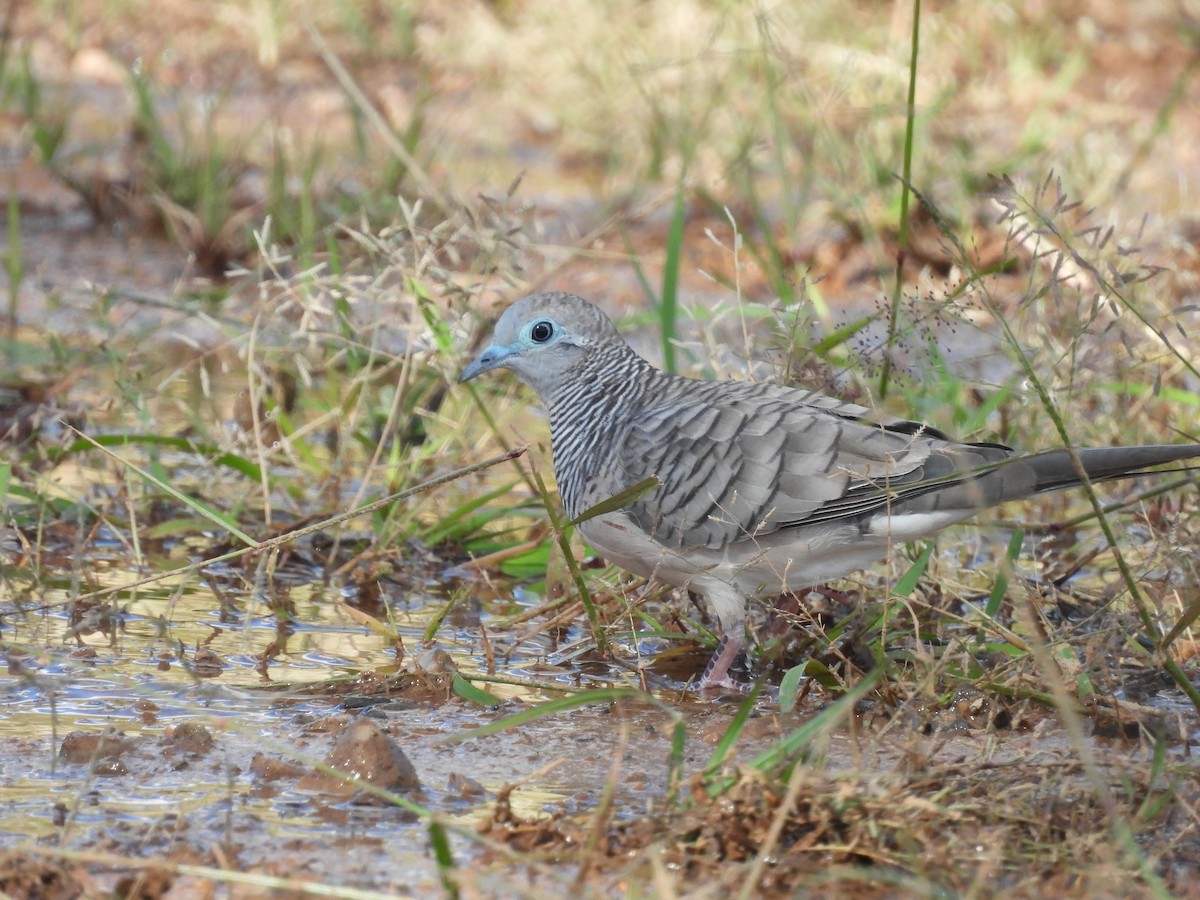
578, 512, 702, 587
579, 513, 880, 597
719, 524, 882, 595
579, 509, 976, 600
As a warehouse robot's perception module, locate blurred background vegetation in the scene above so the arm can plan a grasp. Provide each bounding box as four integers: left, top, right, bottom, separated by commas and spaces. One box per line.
2, 2, 1200, 894
5, 0, 1197, 513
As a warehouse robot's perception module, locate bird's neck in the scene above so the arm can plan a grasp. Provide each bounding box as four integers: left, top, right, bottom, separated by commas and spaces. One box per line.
542, 348, 658, 517
542, 346, 655, 419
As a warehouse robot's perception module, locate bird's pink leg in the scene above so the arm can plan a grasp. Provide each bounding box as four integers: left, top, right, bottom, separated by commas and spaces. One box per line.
698, 634, 747, 691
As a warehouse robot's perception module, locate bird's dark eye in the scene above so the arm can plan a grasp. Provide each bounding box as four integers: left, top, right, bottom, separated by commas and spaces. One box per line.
530, 321, 554, 343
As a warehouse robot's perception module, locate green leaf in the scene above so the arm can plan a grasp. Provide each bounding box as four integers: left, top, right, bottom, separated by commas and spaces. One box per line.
702, 682, 763, 775
778, 664, 807, 713
986, 528, 1024, 618
451, 674, 501, 707
798, 657, 842, 689
568, 475, 660, 527
892, 540, 934, 595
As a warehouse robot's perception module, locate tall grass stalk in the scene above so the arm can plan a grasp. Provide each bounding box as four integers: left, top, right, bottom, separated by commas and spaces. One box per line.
530, 464, 604, 652
1010, 191, 1198, 712
5, 190, 21, 336
878, 0, 922, 399
658, 181, 686, 373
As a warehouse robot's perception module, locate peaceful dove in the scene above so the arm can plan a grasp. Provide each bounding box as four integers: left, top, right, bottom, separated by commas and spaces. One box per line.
460, 292, 1200, 688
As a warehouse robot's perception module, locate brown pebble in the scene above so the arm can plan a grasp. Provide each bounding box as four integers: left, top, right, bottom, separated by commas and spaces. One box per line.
296, 718, 420, 796
446, 771, 487, 800
302, 714, 351, 735
192, 648, 224, 678
170, 722, 215, 754
417, 648, 458, 675
250, 753, 307, 781
59, 731, 136, 764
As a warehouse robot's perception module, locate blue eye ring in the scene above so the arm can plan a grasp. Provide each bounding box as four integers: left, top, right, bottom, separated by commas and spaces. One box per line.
531, 321, 554, 343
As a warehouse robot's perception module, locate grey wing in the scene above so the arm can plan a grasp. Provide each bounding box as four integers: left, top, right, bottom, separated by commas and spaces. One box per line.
618, 388, 949, 550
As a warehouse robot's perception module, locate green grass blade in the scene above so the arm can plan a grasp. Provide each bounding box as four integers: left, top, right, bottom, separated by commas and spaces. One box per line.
568, 475, 661, 527
702, 670, 882, 798
428, 820, 459, 900
985, 528, 1024, 618
451, 674, 501, 707
702, 682, 763, 776
809, 315, 875, 356
622, 226, 659, 308
422, 482, 522, 544
60, 433, 264, 481
424, 590, 460, 643
7, 191, 23, 330
747, 669, 881, 775
69, 427, 258, 546
658, 181, 686, 374
1160, 590, 1200, 649
665, 717, 687, 809
778, 664, 806, 713
529, 464, 605, 652
878, 0, 923, 399
891, 540, 934, 596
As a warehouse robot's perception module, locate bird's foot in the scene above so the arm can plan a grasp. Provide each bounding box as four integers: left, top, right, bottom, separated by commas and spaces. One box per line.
697, 634, 752, 693
697, 676, 756, 695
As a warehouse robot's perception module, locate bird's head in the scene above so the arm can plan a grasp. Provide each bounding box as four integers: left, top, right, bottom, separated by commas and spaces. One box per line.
459, 292, 626, 399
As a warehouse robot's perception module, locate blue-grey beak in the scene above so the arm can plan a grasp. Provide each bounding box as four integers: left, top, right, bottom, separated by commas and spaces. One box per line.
459, 345, 515, 383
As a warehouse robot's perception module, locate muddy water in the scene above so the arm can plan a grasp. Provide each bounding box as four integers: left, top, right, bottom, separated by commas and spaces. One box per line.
0, 546, 795, 895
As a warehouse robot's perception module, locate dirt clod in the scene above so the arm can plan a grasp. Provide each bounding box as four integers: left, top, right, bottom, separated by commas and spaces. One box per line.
296, 717, 421, 796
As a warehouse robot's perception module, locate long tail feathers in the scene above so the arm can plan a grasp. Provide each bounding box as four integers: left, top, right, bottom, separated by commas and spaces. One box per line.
1024, 444, 1200, 494
895, 443, 1200, 516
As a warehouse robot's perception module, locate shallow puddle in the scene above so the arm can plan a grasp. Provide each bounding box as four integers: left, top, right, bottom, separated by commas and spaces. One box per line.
0, 539, 714, 892
4, 533, 1196, 895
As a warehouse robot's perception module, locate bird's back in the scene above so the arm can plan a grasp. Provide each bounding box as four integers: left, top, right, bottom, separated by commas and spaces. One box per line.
560, 368, 1011, 543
